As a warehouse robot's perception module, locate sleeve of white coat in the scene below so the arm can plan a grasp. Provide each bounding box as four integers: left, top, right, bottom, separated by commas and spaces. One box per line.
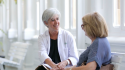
38, 35, 50, 64
67, 32, 79, 65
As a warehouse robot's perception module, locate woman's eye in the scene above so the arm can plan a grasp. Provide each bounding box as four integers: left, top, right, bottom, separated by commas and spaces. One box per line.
51, 19, 55, 21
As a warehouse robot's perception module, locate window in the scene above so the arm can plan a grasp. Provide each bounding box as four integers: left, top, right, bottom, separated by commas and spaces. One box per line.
65, 0, 69, 29
72, 0, 76, 29
65, 0, 76, 29
108, 0, 125, 36
113, 0, 121, 27
36, 1, 39, 31
113, 0, 125, 32
117, 0, 121, 26
65, 0, 76, 35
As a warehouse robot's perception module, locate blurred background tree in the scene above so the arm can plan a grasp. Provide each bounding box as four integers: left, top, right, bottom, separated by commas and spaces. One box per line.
0, 29, 7, 52
0, 0, 4, 5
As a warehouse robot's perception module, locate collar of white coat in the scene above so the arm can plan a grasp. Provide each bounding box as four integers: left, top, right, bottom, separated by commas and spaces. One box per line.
45, 28, 63, 36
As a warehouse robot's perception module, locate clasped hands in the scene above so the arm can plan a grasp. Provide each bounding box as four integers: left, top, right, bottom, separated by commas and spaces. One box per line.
50, 60, 68, 70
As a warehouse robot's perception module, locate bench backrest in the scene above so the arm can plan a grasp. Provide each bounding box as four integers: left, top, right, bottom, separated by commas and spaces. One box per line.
8, 42, 29, 64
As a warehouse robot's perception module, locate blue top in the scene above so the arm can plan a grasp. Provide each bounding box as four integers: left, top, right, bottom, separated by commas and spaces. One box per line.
77, 37, 111, 70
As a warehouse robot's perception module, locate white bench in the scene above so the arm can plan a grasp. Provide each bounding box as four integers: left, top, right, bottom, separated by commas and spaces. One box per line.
0, 42, 30, 70
77, 49, 125, 70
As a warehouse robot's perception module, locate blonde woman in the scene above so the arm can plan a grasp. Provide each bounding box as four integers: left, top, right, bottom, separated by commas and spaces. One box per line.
64, 12, 111, 70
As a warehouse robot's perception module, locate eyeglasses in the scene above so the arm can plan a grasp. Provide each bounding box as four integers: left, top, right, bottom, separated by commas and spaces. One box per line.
81, 24, 84, 29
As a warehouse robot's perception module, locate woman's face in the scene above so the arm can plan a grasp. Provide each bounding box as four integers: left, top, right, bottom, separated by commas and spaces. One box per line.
81, 23, 93, 39
45, 14, 60, 32
81, 23, 87, 36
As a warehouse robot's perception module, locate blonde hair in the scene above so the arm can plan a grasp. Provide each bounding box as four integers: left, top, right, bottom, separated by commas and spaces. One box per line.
82, 12, 108, 38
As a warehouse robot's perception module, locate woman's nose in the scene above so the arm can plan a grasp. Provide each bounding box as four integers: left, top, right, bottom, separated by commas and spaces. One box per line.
54, 20, 58, 24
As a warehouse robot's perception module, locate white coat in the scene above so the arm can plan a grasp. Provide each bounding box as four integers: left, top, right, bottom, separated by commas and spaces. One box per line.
38, 28, 79, 66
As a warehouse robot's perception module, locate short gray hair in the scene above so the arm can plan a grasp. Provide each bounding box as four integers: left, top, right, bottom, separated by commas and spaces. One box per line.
42, 8, 61, 25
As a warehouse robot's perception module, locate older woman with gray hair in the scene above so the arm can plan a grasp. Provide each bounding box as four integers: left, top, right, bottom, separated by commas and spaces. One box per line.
37, 8, 79, 70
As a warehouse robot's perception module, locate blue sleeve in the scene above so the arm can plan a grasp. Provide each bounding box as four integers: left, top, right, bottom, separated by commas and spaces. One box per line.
87, 48, 102, 68
86, 39, 102, 68
87, 38, 111, 68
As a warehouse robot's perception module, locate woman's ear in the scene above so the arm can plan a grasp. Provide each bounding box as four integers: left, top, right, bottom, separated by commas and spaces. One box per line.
44, 21, 48, 26
44, 21, 49, 27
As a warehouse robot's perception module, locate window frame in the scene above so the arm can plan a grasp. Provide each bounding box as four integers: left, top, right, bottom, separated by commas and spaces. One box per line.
109, 0, 125, 36
64, 0, 76, 36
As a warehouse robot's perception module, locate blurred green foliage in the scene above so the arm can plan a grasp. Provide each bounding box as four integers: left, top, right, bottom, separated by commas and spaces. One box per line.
0, 29, 7, 52
0, 0, 4, 5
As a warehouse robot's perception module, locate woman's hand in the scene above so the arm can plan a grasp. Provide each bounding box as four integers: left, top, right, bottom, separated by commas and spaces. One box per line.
50, 64, 61, 70
51, 64, 58, 69
57, 60, 68, 69
62, 68, 70, 70
50, 67, 60, 70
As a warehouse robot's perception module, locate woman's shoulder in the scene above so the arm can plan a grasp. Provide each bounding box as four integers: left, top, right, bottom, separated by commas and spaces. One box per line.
92, 37, 109, 46
93, 37, 108, 44
98, 37, 109, 44
38, 30, 49, 38
59, 28, 70, 33
98, 37, 108, 40
59, 28, 75, 41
